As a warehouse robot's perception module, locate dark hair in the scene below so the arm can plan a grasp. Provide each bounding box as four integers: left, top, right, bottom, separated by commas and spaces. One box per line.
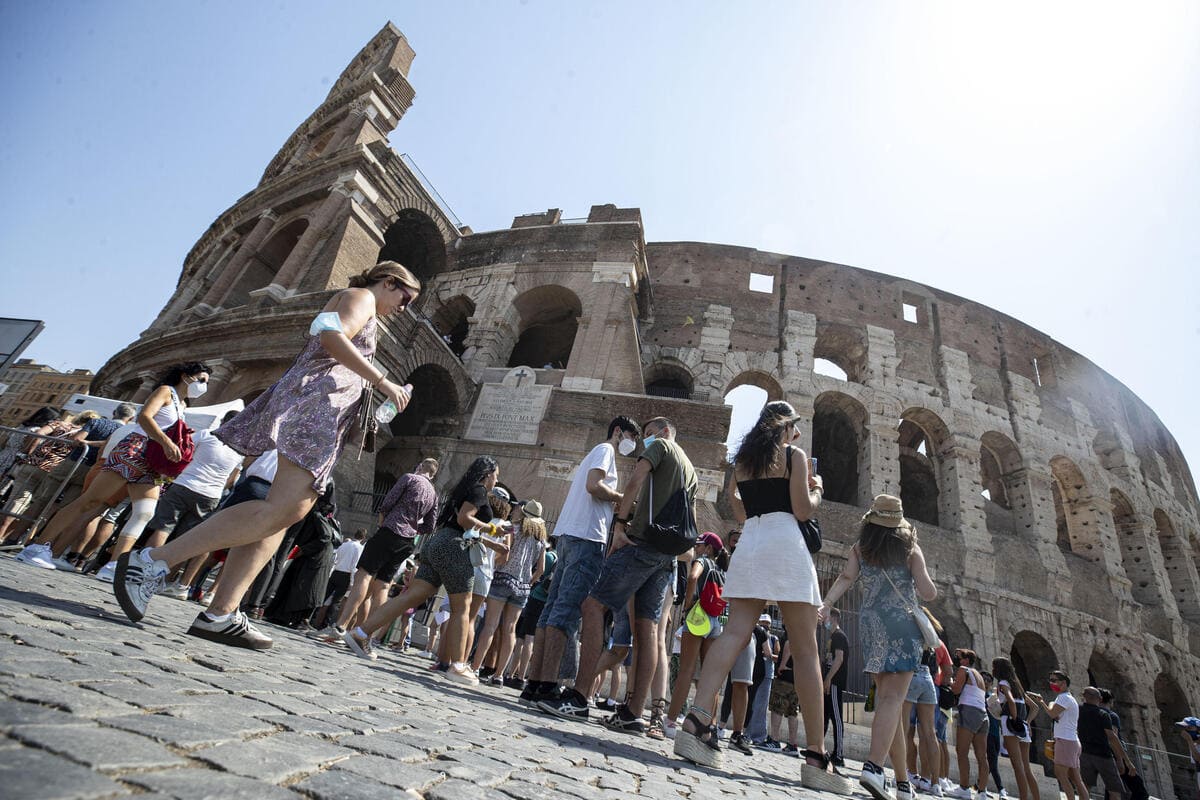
1050, 670, 1070, 686
733, 401, 800, 478
1098, 688, 1113, 703
991, 656, 1025, 699
353, 528, 367, 541
315, 480, 336, 516
22, 407, 60, 427
159, 361, 211, 389
858, 521, 916, 567
348, 260, 421, 294
607, 416, 640, 440
829, 608, 841, 619
443, 456, 499, 522
714, 549, 731, 571
487, 491, 512, 521
955, 648, 978, 667
221, 410, 239, 424
643, 416, 674, 436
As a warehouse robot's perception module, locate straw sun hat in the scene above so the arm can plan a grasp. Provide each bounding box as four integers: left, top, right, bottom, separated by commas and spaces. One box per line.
862, 494, 913, 530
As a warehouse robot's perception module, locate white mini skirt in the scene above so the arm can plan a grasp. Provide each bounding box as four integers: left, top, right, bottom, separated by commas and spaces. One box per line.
723, 512, 822, 605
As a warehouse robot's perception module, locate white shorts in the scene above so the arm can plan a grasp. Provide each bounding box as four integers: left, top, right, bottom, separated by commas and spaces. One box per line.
724, 512, 821, 605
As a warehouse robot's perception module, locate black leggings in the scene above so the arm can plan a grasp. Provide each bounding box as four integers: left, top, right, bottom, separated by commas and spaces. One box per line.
987, 727, 1004, 791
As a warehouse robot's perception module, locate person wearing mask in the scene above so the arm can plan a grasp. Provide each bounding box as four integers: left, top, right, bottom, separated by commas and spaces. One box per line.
1076, 686, 1135, 800
947, 649, 991, 800
820, 494, 938, 800
112, 262, 419, 647
1027, 670, 1089, 800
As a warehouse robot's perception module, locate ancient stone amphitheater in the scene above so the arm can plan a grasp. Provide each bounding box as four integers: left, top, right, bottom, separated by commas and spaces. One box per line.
92, 23, 1198, 788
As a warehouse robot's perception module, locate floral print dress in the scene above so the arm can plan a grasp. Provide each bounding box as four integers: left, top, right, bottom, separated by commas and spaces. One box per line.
858, 561, 923, 674
216, 317, 376, 493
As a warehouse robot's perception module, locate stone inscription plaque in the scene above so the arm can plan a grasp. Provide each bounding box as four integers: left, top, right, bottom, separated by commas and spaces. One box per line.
465, 368, 552, 445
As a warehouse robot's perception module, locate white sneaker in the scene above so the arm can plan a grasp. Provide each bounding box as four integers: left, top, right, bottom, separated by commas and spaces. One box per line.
16, 543, 56, 569
860, 764, 890, 800
445, 662, 480, 686
915, 777, 934, 793
940, 778, 955, 792
95, 561, 118, 582
50, 555, 79, 571
929, 783, 945, 797
897, 782, 916, 800
908, 772, 921, 784
999, 790, 1010, 799
161, 582, 189, 601
664, 717, 679, 740
946, 786, 975, 800
112, 549, 168, 622
342, 628, 377, 660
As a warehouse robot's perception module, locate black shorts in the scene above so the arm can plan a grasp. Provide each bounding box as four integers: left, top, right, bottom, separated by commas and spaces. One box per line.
515, 597, 546, 639
357, 528, 415, 582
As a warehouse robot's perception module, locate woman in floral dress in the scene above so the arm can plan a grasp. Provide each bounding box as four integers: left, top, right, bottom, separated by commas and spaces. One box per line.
114, 261, 420, 649
820, 494, 939, 800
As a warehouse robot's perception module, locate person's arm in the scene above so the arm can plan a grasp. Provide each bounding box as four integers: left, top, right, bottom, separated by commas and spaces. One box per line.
1027, 693, 1064, 720
611, 458, 652, 553
908, 544, 937, 602
1106, 729, 1135, 775
586, 467, 621, 504
999, 683, 1018, 719
823, 645, 845, 693
788, 446, 823, 522
950, 665, 968, 694
683, 560, 704, 608
138, 385, 181, 461
726, 469, 746, 524
779, 639, 792, 671
223, 465, 242, 491
483, 529, 511, 557
820, 545, 861, 619
456, 500, 494, 534
530, 548, 545, 584
1180, 730, 1200, 763
317, 288, 410, 413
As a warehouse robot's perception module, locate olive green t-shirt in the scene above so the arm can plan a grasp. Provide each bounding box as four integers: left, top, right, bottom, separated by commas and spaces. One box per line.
628, 438, 698, 544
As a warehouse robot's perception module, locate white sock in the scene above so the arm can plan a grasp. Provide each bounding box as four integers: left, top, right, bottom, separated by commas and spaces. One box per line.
205, 610, 233, 623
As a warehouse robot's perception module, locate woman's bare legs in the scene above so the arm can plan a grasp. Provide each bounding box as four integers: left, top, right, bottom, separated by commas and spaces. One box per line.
493, 603, 523, 682
470, 597, 507, 671
778, 601, 827, 760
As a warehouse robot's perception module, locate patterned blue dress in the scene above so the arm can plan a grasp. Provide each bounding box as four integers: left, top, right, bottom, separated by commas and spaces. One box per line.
858, 561, 923, 674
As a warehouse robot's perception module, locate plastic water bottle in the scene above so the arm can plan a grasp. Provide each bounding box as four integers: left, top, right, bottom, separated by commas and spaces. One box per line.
374, 384, 412, 424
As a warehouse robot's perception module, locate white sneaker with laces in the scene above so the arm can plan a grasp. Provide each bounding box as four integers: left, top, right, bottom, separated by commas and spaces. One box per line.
946, 785, 975, 800
96, 561, 118, 582
915, 777, 934, 793
859, 764, 891, 800
896, 782, 916, 800
112, 549, 168, 622
445, 662, 480, 686
342, 629, 377, 660
664, 717, 679, 739
161, 582, 189, 601
50, 556, 77, 571
16, 543, 56, 569
999, 790, 1009, 799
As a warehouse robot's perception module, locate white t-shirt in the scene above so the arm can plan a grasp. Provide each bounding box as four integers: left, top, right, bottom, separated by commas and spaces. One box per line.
245, 449, 279, 482
173, 430, 243, 499
332, 539, 364, 573
553, 442, 617, 543
1052, 691, 1080, 741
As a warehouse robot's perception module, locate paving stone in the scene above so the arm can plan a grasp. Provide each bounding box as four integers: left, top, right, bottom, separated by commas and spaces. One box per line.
191, 731, 353, 782
437, 748, 515, 786
333, 754, 447, 791
0, 698, 96, 731
3, 678, 143, 718
165, 705, 279, 737
99, 712, 240, 748
426, 778, 514, 800
9, 723, 187, 770
241, 691, 330, 715
123, 767, 299, 799
78, 681, 206, 711
0, 746, 129, 799
337, 732, 430, 761
257, 713, 354, 736
293, 769, 420, 799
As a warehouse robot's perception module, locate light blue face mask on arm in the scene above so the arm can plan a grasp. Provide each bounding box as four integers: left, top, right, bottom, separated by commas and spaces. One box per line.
309, 311, 344, 336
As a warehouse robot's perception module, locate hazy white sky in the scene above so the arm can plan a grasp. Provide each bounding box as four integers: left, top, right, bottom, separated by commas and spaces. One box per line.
1, 2, 1196, 483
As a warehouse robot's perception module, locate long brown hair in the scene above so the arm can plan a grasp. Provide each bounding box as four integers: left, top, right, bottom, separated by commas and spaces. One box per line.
857, 521, 916, 567
733, 401, 800, 478
348, 260, 421, 294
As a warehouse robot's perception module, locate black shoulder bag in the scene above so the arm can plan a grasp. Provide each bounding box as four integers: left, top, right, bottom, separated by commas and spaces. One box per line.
641, 445, 699, 556
786, 445, 822, 553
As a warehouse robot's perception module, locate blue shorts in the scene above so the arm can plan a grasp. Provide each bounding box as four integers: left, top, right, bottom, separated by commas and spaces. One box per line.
906, 665, 937, 705
589, 543, 675, 623
537, 536, 605, 636
612, 607, 632, 649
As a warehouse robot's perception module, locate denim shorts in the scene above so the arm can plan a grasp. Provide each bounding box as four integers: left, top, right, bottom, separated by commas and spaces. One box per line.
936, 707, 948, 741
488, 571, 529, 608
612, 607, 632, 648
538, 536, 605, 636
589, 543, 675, 623
906, 665, 938, 705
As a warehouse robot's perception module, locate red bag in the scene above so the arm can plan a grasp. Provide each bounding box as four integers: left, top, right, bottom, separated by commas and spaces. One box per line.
143, 419, 194, 478
698, 563, 727, 617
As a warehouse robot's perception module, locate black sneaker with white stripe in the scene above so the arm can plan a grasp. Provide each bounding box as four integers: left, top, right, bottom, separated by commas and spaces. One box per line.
538, 687, 589, 720
186, 610, 273, 650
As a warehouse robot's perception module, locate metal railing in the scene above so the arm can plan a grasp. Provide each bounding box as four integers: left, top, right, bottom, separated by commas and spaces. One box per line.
0, 424, 89, 548
1125, 741, 1197, 800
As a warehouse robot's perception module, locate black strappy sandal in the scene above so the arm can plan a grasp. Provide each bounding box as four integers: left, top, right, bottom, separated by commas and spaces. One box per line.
801, 749, 855, 793
673, 712, 724, 768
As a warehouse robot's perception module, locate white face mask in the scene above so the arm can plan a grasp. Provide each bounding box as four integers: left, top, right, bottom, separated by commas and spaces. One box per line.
187, 380, 208, 400
618, 437, 636, 457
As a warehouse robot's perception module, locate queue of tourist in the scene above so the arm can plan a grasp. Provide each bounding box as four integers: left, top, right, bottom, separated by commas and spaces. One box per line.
0, 260, 1159, 800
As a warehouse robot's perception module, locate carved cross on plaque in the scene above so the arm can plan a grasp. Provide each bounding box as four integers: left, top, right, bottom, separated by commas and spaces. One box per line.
513, 367, 533, 387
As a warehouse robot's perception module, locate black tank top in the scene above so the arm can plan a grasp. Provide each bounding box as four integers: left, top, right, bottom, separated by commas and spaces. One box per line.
736, 445, 795, 518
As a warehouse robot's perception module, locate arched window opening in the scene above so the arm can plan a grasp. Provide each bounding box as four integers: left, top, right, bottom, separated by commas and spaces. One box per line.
1111, 489, 1165, 623
1155, 510, 1200, 621
645, 362, 695, 400
378, 208, 448, 284
430, 295, 475, 358
812, 392, 868, 507
724, 370, 784, 403
1050, 480, 1072, 554
898, 418, 939, 526
980, 448, 1007, 507
814, 322, 867, 383
390, 364, 461, 438
506, 286, 582, 370
724, 384, 769, 461
1050, 456, 1098, 560
979, 432, 1022, 513
1087, 651, 1137, 744
1154, 673, 1193, 797
1011, 630, 1060, 763
224, 218, 309, 308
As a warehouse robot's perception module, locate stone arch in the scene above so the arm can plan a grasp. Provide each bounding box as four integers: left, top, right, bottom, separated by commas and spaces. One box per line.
1156, 509, 1200, 621
980, 431, 1022, 510
429, 294, 475, 358
506, 285, 582, 370
1154, 672, 1194, 800
811, 391, 870, 507
898, 407, 951, 527
1087, 648, 1138, 743
378, 208, 449, 284
1011, 629, 1061, 765
223, 218, 309, 309
724, 370, 783, 402
1049, 456, 1100, 559
813, 321, 868, 383
1112, 488, 1163, 610
390, 363, 461, 438
644, 360, 695, 400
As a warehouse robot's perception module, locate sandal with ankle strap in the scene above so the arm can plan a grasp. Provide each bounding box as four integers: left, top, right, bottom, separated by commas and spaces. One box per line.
801, 749, 856, 793
673, 712, 724, 768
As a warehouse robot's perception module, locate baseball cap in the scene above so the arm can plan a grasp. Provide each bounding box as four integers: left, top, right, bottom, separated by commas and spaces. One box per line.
1176, 717, 1200, 728
698, 532, 723, 551
758, 613, 772, 624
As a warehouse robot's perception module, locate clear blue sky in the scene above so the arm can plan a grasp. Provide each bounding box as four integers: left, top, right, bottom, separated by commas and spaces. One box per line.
2, 2, 1197, 484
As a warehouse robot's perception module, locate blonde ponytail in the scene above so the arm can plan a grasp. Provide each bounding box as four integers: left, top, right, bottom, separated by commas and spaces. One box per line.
347, 260, 421, 294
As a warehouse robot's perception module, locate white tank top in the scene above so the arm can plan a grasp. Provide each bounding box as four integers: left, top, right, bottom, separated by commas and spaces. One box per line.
139, 387, 182, 437
959, 668, 987, 710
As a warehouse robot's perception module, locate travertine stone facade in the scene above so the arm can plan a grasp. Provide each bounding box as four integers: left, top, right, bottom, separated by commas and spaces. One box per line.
92, 23, 1197, 788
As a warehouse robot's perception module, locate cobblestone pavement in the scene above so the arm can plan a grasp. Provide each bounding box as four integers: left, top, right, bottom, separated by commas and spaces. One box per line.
0, 557, 860, 800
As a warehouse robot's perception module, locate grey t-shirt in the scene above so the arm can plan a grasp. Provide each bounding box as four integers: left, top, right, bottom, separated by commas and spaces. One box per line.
497, 532, 546, 584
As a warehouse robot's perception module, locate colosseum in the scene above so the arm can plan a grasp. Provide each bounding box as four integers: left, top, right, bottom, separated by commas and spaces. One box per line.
92, 22, 1198, 790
